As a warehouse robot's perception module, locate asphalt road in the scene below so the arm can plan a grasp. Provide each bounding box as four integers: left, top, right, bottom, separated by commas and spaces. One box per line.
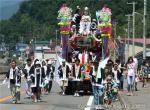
119, 81, 150, 110
0, 80, 90, 110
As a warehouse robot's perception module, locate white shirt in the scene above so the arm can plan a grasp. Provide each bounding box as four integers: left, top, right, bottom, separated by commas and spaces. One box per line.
127, 62, 136, 76
75, 65, 80, 79
112, 68, 118, 81
43, 65, 47, 75
62, 66, 66, 80
25, 64, 31, 76
9, 68, 14, 79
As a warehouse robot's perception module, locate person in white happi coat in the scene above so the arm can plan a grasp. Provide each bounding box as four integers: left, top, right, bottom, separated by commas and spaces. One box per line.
58, 60, 70, 95
42, 60, 55, 93
71, 59, 81, 97
6, 60, 22, 104
24, 58, 32, 98
29, 59, 45, 102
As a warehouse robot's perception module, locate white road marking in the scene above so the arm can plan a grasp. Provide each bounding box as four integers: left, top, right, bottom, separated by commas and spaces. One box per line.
84, 96, 94, 110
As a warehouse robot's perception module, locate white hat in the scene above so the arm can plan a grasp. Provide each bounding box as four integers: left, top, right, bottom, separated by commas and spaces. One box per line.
62, 59, 66, 62
47, 60, 52, 64
84, 7, 88, 10
35, 61, 41, 65
77, 6, 80, 9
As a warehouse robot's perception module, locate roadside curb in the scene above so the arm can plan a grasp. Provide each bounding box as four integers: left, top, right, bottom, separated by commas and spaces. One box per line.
118, 92, 127, 110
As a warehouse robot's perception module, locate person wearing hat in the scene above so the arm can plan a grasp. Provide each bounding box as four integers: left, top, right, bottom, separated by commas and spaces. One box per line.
43, 60, 55, 94
58, 59, 70, 95
29, 59, 45, 102
90, 61, 105, 108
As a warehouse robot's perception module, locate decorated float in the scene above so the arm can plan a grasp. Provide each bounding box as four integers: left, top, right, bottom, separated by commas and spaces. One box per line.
57, 4, 117, 94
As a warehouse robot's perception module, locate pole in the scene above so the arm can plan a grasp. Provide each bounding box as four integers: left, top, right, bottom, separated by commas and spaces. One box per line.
126, 15, 132, 58
114, 21, 117, 62
143, 0, 147, 59
56, 30, 58, 46
124, 28, 128, 63
127, 2, 136, 57
132, 2, 136, 57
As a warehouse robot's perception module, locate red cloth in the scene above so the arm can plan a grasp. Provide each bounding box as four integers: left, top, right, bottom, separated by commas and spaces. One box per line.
82, 53, 84, 64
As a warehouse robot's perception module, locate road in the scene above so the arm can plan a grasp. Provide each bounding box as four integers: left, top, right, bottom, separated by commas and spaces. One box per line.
0, 58, 121, 110
0, 80, 90, 110
0, 78, 123, 110
119, 81, 150, 110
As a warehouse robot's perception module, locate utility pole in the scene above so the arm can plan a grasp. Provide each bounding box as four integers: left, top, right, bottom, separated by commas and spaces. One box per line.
21, 36, 23, 43
56, 30, 58, 46
143, 0, 147, 59
127, 2, 136, 57
126, 14, 132, 57
124, 28, 128, 63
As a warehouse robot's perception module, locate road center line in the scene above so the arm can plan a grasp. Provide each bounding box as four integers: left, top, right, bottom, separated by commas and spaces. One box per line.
84, 96, 93, 110
0, 95, 12, 103
0, 91, 25, 103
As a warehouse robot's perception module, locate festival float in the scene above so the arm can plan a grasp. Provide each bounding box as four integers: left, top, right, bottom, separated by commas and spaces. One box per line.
57, 4, 117, 94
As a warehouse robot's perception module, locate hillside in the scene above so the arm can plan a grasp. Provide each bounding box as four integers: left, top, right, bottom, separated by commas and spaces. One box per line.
0, 0, 150, 44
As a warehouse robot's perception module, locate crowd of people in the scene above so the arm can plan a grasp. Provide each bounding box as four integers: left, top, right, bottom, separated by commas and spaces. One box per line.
3, 56, 149, 109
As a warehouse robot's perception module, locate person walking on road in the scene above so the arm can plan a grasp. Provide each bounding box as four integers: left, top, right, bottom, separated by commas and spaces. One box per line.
6, 60, 22, 104
90, 61, 105, 109
58, 59, 70, 95
126, 57, 136, 96
24, 58, 32, 98
71, 59, 81, 97
43, 60, 55, 94
29, 59, 45, 102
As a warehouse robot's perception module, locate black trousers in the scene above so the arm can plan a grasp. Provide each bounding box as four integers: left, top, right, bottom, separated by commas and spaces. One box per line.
48, 81, 52, 93
120, 80, 124, 90
72, 81, 80, 93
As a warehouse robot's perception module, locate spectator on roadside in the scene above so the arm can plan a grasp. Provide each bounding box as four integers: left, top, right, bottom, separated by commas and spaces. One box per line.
115, 59, 125, 90
112, 63, 121, 88
141, 59, 149, 88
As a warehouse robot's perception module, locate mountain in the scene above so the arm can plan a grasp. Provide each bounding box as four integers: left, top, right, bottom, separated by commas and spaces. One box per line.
0, 0, 150, 44
0, 0, 24, 20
